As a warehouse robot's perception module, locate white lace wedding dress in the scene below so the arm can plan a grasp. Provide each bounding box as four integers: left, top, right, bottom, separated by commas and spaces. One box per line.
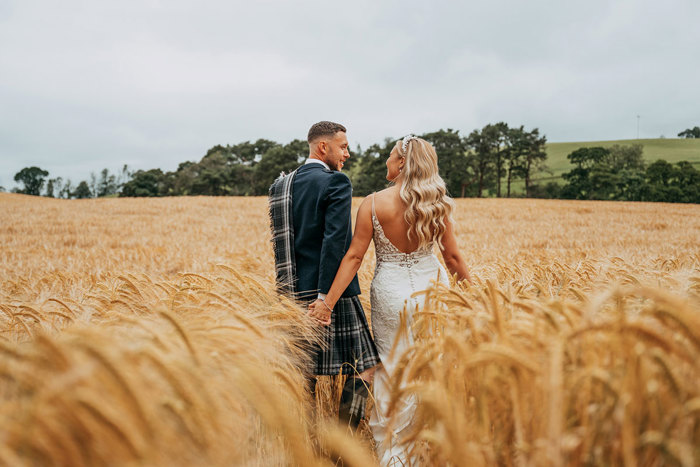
368, 195, 449, 466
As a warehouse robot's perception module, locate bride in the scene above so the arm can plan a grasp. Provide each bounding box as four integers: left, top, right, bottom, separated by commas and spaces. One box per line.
309, 135, 471, 464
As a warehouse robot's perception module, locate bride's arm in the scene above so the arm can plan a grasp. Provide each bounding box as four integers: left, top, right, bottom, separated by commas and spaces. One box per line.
438, 217, 472, 284
318, 197, 374, 312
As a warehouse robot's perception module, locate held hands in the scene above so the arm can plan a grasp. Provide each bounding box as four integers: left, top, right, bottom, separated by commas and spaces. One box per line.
308, 299, 332, 326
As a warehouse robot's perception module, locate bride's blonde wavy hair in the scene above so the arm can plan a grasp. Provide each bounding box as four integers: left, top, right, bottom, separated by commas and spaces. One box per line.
395, 137, 455, 250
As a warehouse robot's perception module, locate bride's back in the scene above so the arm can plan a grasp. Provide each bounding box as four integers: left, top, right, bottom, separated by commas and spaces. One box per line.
373, 187, 428, 254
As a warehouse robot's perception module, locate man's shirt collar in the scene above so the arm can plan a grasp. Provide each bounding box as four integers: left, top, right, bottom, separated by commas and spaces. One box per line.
305, 158, 330, 171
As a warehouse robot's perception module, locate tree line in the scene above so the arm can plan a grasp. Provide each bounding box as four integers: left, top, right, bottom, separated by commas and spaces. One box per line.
348, 125, 548, 198
678, 126, 700, 139
555, 145, 700, 203
4, 124, 699, 203
119, 125, 550, 199
9, 166, 130, 199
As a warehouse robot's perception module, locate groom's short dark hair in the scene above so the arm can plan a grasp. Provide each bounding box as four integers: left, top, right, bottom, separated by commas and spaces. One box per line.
307, 121, 346, 144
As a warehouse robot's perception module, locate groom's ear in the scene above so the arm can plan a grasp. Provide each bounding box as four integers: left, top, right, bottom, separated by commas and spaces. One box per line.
317, 140, 328, 155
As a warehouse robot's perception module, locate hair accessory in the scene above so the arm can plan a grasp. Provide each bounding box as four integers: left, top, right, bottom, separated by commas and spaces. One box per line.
401, 134, 418, 155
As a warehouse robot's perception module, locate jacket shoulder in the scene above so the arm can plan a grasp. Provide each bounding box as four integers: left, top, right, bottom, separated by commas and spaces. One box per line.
327, 170, 351, 185
324, 171, 353, 195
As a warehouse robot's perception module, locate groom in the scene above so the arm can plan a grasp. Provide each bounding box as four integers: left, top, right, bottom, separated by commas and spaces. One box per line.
269, 121, 379, 429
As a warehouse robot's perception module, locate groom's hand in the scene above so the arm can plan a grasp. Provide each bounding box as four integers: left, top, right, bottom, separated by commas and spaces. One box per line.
308, 299, 332, 326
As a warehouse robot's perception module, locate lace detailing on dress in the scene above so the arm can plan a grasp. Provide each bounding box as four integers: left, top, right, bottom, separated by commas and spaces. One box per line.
371, 194, 433, 266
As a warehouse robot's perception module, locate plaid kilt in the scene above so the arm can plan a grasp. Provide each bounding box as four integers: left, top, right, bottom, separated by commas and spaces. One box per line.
311, 295, 380, 375
269, 169, 380, 376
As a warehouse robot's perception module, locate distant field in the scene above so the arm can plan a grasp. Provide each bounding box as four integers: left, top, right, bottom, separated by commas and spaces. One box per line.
515, 137, 700, 188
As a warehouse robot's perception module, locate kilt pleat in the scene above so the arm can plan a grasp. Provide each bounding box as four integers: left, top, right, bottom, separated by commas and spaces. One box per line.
312, 296, 381, 375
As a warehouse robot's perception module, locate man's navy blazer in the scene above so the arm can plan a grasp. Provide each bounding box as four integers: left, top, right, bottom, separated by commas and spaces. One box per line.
292, 163, 361, 301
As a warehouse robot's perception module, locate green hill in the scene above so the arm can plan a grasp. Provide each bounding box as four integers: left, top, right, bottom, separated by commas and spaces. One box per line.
534, 138, 700, 184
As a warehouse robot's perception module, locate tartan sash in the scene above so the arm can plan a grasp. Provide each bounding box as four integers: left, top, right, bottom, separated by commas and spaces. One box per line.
269, 170, 298, 298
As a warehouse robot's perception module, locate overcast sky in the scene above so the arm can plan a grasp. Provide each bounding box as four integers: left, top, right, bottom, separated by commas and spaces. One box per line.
1, 0, 699, 189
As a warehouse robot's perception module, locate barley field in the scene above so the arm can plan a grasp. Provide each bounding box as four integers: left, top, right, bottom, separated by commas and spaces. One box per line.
1, 193, 699, 466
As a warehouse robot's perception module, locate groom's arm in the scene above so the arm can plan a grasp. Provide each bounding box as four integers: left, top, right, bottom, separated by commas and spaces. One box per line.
317, 172, 353, 295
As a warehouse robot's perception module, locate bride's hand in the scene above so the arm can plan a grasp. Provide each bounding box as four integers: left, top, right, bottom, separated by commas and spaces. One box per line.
308, 299, 332, 326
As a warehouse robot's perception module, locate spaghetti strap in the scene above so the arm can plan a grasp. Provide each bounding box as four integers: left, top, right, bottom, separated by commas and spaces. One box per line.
371, 192, 377, 218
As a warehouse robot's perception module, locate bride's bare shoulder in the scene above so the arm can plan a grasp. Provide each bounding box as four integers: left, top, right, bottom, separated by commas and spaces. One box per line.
372, 187, 404, 218
374, 186, 399, 199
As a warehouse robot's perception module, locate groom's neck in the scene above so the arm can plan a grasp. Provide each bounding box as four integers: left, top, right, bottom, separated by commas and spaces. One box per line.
308, 153, 328, 164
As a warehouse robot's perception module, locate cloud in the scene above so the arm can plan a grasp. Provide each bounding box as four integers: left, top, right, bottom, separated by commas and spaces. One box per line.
1, 0, 698, 188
